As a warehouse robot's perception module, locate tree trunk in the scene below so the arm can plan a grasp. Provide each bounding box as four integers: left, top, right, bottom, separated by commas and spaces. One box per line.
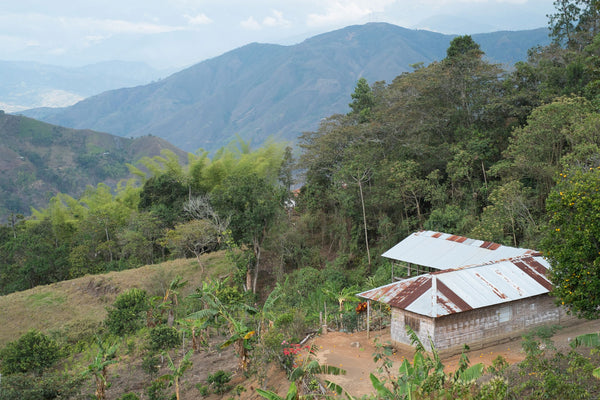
194, 252, 205, 275
175, 378, 181, 400
252, 236, 262, 294
357, 178, 371, 270
102, 223, 113, 262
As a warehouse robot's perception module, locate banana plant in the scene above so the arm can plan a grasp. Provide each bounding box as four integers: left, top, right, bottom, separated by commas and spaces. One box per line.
256, 381, 300, 400
187, 279, 257, 370
84, 337, 119, 400
370, 326, 484, 399
257, 355, 354, 400
160, 349, 193, 400
570, 332, 600, 379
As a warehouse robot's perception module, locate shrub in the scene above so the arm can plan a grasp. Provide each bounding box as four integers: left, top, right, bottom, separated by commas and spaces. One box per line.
142, 352, 161, 377
148, 325, 181, 352
196, 383, 210, 396
105, 288, 149, 335
207, 370, 232, 394
119, 393, 141, 400
0, 330, 62, 375
146, 379, 169, 400
0, 371, 83, 399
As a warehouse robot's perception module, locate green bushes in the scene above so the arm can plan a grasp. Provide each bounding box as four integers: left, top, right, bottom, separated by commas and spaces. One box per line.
148, 325, 181, 352
0, 372, 83, 400
207, 370, 233, 394
105, 288, 149, 335
0, 330, 62, 375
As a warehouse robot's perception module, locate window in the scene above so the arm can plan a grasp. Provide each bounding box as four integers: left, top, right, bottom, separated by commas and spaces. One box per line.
498, 306, 511, 323
404, 314, 421, 332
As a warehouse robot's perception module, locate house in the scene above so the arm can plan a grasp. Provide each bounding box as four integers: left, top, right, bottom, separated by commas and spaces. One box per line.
358, 231, 578, 354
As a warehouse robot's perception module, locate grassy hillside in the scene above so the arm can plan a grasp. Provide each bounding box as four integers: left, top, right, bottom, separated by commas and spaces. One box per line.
0, 111, 187, 221
0, 252, 231, 349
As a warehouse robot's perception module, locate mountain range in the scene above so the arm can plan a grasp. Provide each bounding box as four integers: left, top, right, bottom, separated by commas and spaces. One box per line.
0, 60, 169, 113
0, 111, 186, 219
19, 23, 551, 153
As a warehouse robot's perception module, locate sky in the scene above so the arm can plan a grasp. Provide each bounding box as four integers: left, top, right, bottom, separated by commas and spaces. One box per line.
1, 0, 556, 70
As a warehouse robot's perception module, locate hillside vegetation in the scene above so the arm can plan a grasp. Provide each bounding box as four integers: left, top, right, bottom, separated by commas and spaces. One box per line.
0, 111, 187, 220
4, 3, 600, 398
0, 254, 230, 349
21, 23, 550, 152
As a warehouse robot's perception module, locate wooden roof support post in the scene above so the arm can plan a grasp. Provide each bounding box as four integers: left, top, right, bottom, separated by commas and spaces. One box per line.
367, 300, 371, 339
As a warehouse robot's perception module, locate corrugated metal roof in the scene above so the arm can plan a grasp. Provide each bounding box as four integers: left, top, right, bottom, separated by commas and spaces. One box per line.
381, 230, 538, 270
358, 255, 552, 317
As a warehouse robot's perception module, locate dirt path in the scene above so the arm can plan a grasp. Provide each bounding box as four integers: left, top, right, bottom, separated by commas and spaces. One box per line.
311, 319, 600, 398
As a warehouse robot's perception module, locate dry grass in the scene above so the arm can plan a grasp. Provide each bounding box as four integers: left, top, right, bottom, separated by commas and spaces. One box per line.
0, 251, 234, 348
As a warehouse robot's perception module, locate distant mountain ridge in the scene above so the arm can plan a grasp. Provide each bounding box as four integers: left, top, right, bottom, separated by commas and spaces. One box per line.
0, 60, 169, 112
0, 111, 187, 219
20, 23, 551, 153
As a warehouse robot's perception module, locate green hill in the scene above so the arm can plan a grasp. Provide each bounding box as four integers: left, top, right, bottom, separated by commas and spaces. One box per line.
0, 111, 187, 221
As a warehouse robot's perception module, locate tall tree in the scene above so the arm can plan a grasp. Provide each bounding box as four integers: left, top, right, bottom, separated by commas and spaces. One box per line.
348, 77, 374, 123
163, 219, 222, 274
541, 166, 600, 318
212, 172, 284, 293
549, 0, 600, 49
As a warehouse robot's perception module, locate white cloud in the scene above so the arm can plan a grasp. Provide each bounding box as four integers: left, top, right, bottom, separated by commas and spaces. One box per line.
83, 35, 107, 46
72, 18, 184, 34
263, 10, 291, 27
241, 16, 261, 30
184, 13, 212, 25
241, 10, 291, 30
48, 47, 67, 55
306, 0, 395, 27
0, 12, 184, 36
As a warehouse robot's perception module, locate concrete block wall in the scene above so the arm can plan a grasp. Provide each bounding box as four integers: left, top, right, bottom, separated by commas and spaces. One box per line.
390, 308, 435, 349
389, 294, 579, 355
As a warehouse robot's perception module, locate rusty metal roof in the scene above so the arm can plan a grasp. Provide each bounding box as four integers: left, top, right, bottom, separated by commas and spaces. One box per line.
381, 230, 539, 270
358, 255, 552, 317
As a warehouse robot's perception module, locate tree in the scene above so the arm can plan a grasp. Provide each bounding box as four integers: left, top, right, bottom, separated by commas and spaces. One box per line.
148, 325, 181, 352
212, 172, 284, 293
163, 219, 222, 274
138, 173, 188, 226
117, 211, 163, 266
445, 35, 483, 59
548, 0, 600, 49
105, 288, 150, 335
499, 96, 592, 209
0, 330, 62, 376
348, 77, 374, 123
471, 180, 537, 246
159, 275, 188, 327
541, 166, 600, 318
